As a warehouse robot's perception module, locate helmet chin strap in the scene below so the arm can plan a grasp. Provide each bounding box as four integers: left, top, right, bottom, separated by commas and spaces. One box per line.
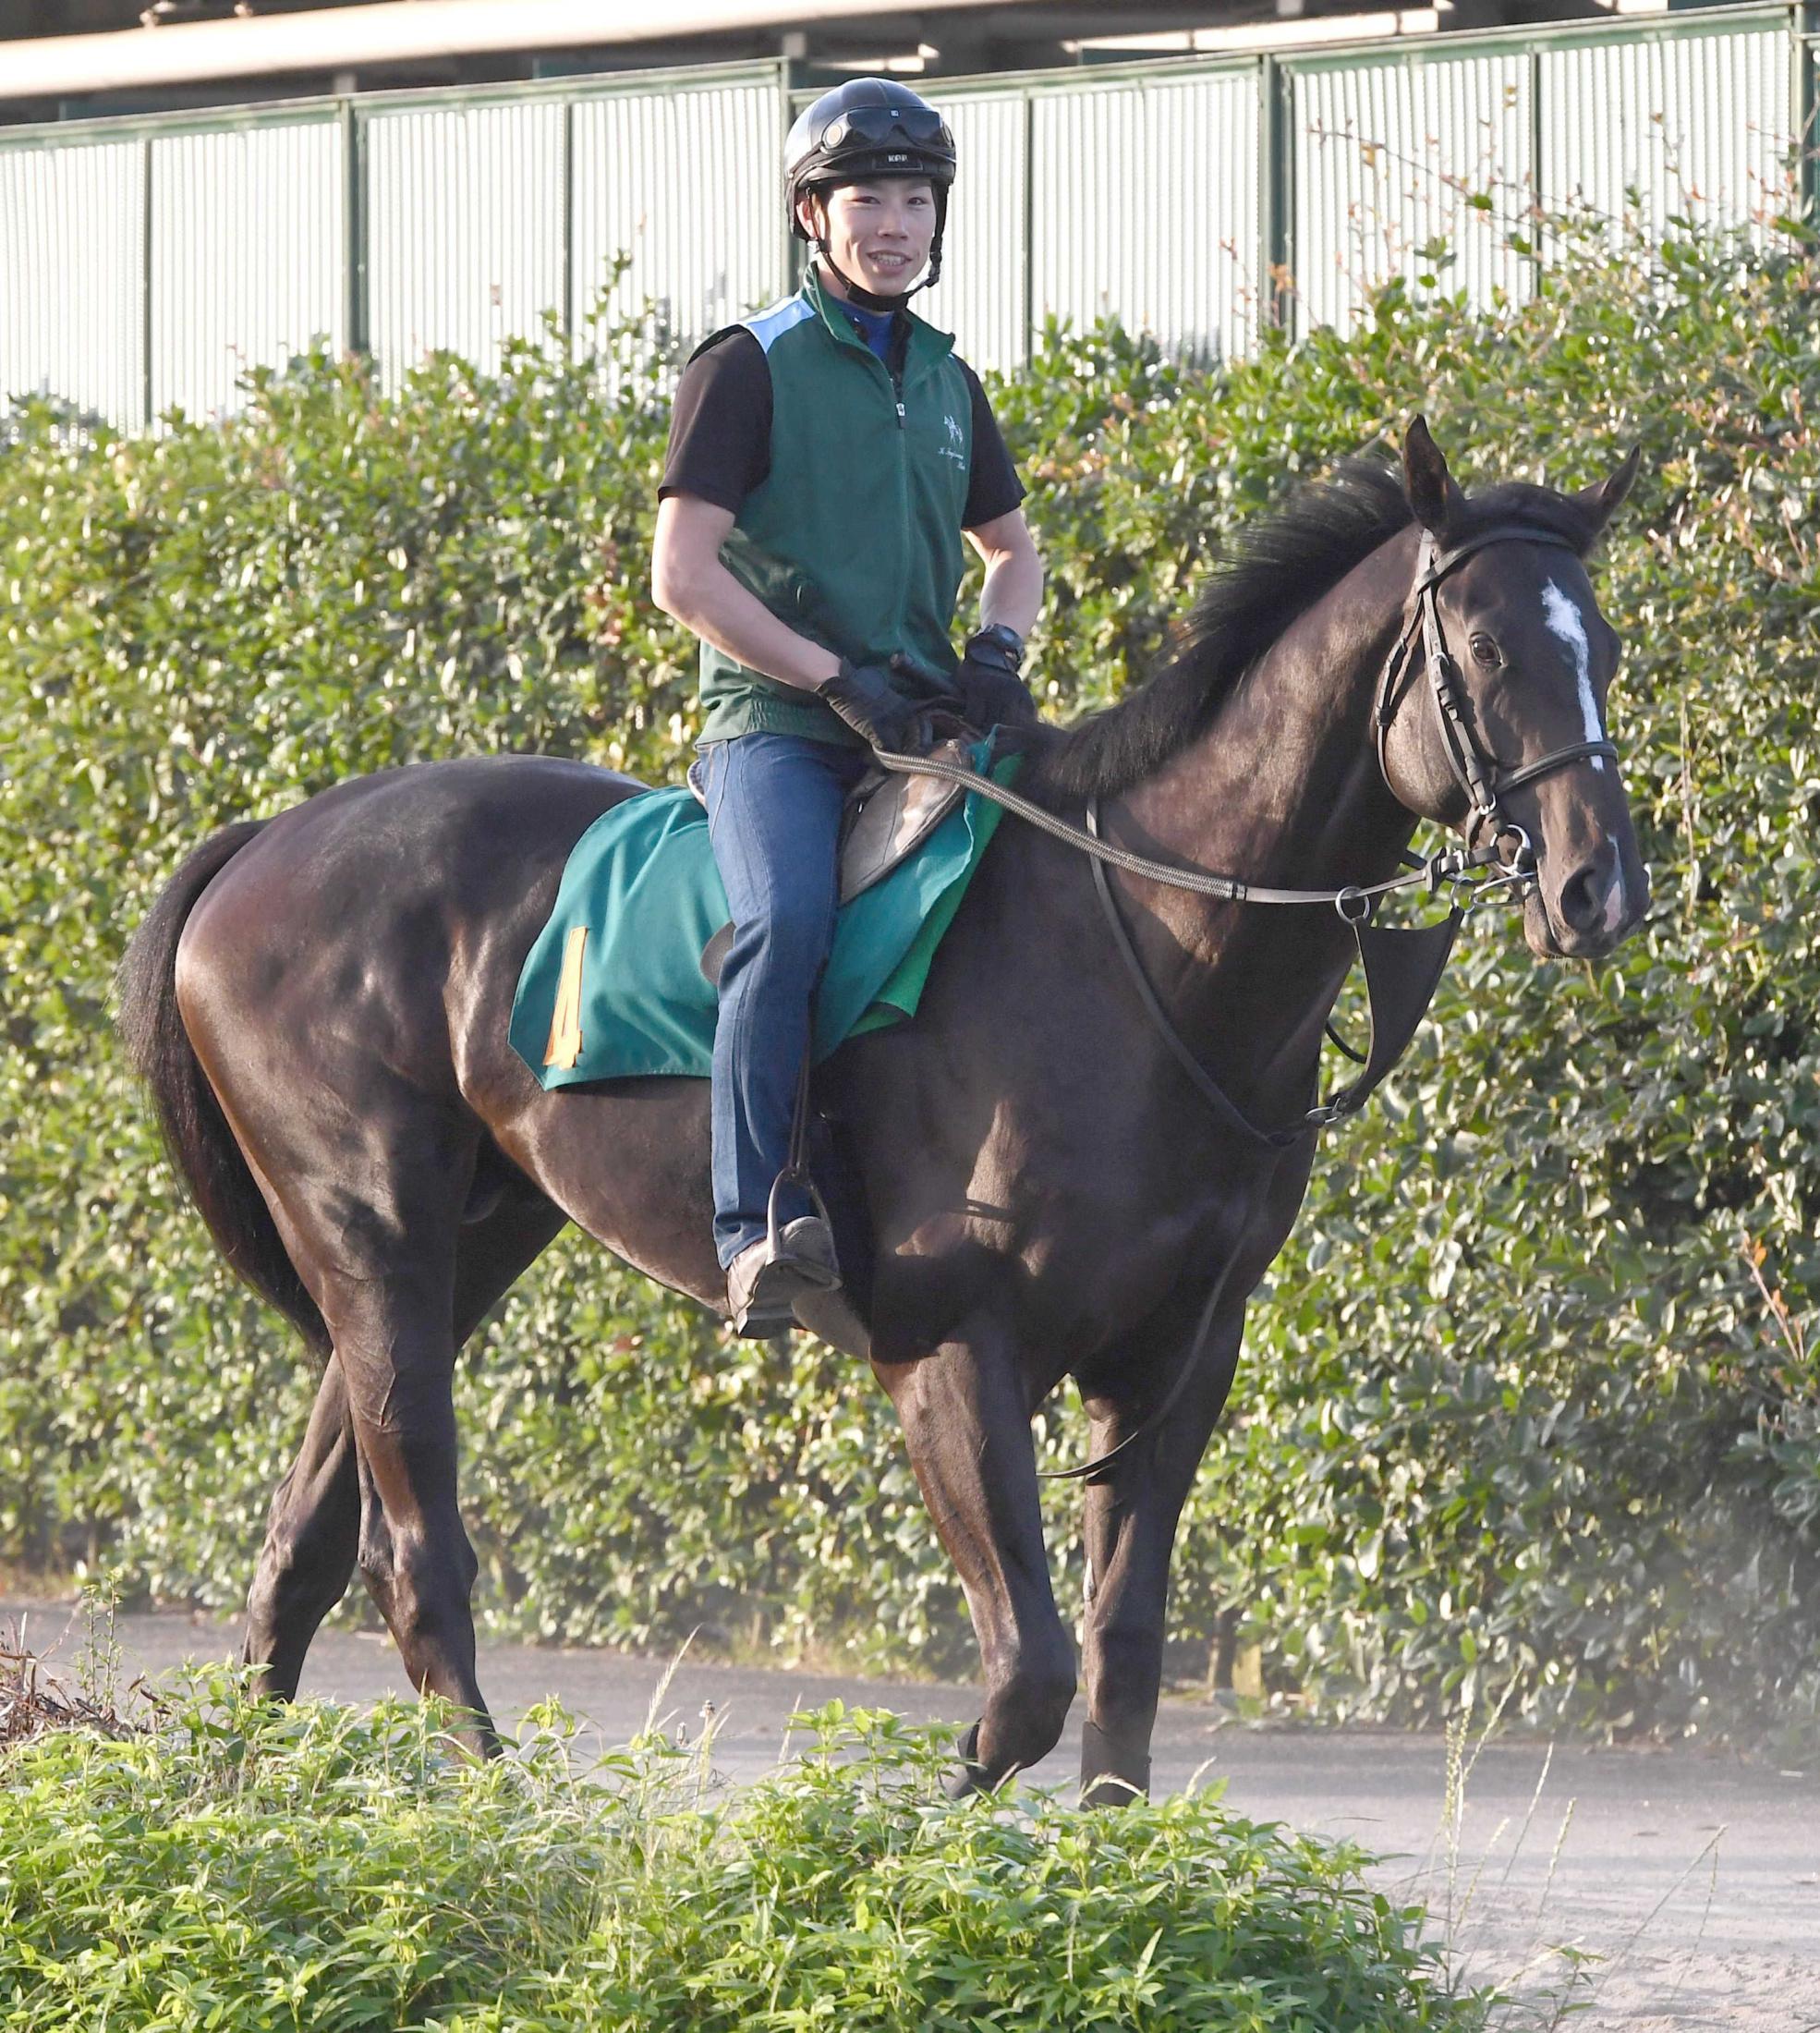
814, 246, 937, 312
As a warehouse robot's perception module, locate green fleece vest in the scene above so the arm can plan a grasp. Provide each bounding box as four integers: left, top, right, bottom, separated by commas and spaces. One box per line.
694, 269, 976, 748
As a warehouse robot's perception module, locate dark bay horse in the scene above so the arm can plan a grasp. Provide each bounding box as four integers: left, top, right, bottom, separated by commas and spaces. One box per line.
117, 421, 1645, 1801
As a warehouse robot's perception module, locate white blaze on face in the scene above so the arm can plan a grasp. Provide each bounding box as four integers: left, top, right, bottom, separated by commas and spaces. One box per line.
1539, 578, 1607, 773
1539, 577, 1630, 936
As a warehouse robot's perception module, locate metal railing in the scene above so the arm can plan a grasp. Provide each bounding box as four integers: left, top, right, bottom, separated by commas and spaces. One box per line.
3, 5, 1814, 431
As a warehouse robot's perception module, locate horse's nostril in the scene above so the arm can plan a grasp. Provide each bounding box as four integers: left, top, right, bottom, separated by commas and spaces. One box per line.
1558, 865, 1608, 933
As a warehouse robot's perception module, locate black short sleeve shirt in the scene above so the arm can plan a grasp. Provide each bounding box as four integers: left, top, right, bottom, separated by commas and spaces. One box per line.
661, 326, 1025, 530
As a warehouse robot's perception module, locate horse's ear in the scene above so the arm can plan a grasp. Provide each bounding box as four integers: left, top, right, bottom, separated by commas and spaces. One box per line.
1575, 444, 1642, 531
1402, 415, 1465, 535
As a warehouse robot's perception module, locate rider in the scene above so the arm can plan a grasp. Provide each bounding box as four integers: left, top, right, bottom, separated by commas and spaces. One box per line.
652, 76, 1045, 1336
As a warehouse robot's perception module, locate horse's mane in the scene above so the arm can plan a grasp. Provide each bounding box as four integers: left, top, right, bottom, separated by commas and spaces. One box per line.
1028, 460, 1604, 803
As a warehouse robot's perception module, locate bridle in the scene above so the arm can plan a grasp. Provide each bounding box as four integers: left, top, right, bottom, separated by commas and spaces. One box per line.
1376, 522, 1619, 866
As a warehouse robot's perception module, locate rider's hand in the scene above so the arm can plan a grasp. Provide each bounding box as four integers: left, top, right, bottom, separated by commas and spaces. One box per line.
815, 659, 924, 753
955, 626, 1038, 732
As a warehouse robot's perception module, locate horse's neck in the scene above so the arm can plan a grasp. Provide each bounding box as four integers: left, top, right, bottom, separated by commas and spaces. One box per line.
1112, 529, 1422, 1112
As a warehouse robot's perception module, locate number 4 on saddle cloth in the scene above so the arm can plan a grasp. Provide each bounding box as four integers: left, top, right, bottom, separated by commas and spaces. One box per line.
508, 736, 1019, 1090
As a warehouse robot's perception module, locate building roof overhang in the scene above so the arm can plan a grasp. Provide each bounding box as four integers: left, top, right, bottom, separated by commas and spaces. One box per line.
2, 0, 1351, 98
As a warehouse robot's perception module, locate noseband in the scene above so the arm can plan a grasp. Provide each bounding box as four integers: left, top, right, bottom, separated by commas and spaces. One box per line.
1375, 524, 1620, 859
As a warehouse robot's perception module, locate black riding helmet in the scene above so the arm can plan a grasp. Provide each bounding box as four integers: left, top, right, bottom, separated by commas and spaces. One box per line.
784, 78, 956, 310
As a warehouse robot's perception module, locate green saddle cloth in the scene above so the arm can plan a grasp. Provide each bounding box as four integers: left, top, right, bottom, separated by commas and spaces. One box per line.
511, 750, 1018, 1089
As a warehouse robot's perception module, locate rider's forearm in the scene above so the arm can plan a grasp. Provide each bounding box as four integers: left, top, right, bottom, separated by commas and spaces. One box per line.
654, 554, 842, 690
977, 542, 1043, 644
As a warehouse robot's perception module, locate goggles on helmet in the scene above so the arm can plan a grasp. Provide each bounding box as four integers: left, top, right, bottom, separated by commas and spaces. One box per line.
819, 104, 954, 154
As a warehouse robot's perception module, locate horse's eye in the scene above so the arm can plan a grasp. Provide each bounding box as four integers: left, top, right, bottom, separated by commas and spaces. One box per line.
1469, 633, 1503, 669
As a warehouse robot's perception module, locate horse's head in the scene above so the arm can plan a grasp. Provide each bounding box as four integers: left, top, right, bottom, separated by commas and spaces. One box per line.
1380, 418, 1648, 962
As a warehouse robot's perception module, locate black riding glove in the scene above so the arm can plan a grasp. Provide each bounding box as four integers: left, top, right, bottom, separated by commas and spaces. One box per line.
955, 625, 1038, 732
815, 659, 923, 753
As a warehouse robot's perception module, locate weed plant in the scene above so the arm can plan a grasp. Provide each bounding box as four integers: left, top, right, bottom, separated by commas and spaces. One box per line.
0, 1685, 1486, 2033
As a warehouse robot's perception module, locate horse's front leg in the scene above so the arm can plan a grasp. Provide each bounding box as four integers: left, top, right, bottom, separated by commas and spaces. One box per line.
877, 1309, 1075, 1796
1076, 1291, 1247, 1807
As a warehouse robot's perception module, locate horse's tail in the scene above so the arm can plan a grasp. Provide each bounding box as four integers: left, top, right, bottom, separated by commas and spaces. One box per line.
115, 822, 331, 1356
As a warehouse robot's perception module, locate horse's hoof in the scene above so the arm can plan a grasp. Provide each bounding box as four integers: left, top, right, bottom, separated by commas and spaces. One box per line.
943, 1720, 990, 1799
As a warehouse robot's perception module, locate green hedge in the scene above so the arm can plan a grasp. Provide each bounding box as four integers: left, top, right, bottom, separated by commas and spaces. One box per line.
2, 222, 1815, 1744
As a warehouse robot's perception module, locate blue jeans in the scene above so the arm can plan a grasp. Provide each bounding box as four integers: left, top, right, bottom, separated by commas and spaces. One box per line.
700, 732, 871, 1269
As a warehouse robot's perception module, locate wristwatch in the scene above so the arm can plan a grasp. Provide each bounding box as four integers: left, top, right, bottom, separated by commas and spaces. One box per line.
965, 623, 1025, 672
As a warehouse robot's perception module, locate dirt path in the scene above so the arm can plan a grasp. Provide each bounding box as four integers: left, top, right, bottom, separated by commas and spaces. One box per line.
7, 1601, 1815, 2030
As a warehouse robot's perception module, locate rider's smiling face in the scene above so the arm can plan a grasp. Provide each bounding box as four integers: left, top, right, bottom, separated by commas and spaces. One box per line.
802, 178, 936, 298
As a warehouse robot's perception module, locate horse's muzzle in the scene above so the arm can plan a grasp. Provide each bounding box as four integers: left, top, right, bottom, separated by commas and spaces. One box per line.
1527, 836, 1649, 959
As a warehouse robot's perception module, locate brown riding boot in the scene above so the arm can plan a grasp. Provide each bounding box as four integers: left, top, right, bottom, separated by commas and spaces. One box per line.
725, 1216, 841, 1337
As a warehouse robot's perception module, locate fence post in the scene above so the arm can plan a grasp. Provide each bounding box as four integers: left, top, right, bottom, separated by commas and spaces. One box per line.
560, 94, 576, 344
1021, 87, 1037, 367
1258, 54, 1292, 335
341, 95, 369, 359
140, 132, 153, 429
1799, 0, 1818, 228
778, 53, 803, 298
1526, 44, 1546, 303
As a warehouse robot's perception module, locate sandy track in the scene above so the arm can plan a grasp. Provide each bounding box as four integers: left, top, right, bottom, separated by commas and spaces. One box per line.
6, 1601, 1815, 2029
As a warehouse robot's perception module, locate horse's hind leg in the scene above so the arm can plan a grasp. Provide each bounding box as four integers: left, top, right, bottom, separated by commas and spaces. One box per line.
244, 1352, 360, 1699
1076, 1295, 1245, 1807
244, 1185, 566, 1721
322, 1238, 501, 1751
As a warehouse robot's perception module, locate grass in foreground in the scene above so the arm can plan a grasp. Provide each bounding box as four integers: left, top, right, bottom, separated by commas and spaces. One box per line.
0, 1669, 1489, 2033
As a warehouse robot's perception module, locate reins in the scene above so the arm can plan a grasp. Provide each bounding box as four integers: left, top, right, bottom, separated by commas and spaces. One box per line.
870, 737, 1511, 911
868, 520, 1621, 1485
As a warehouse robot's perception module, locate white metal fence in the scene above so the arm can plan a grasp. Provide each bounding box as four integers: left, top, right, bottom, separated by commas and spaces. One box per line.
1, 6, 1812, 429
